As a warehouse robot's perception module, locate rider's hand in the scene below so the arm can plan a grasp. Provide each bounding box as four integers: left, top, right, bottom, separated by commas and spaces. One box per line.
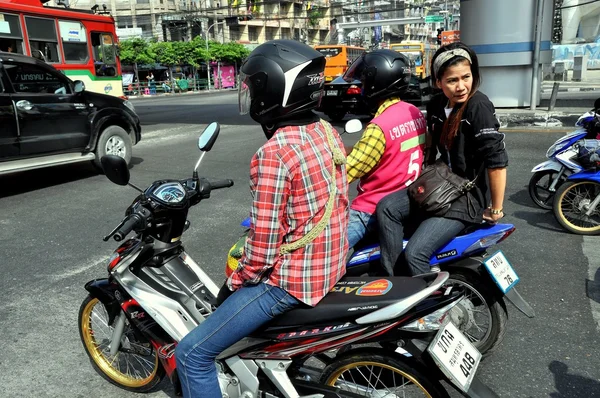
483, 208, 504, 224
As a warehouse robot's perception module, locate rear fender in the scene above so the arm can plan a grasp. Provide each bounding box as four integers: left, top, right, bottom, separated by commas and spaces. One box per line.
84, 278, 123, 325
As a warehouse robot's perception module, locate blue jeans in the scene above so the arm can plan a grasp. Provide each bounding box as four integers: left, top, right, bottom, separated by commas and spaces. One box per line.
175, 283, 300, 398
347, 209, 377, 249
376, 189, 466, 276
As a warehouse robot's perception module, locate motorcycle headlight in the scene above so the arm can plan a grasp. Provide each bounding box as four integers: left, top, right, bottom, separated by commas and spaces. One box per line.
123, 100, 136, 113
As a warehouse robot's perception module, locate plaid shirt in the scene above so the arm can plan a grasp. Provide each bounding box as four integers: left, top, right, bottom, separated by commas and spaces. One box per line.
228, 120, 349, 306
346, 97, 401, 183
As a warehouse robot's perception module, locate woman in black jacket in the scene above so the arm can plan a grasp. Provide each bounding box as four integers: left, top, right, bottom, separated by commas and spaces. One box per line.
376, 42, 508, 276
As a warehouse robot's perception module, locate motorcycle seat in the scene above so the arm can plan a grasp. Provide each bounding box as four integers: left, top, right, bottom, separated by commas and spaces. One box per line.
264, 275, 429, 328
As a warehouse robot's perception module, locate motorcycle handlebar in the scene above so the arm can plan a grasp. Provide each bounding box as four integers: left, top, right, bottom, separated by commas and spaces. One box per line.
210, 179, 234, 190
114, 214, 142, 242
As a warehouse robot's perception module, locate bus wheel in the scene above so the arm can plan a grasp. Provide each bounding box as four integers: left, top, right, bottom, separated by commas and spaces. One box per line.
93, 125, 132, 171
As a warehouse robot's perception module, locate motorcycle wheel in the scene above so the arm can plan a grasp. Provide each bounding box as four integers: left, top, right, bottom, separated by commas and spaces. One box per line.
528, 170, 567, 210
444, 272, 508, 358
320, 351, 449, 398
553, 180, 600, 235
78, 295, 164, 392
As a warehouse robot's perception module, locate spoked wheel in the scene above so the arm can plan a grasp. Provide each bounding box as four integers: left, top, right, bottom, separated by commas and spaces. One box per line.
553, 180, 600, 235
321, 352, 449, 398
529, 170, 567, 210
444, 273, 507, 358
78, 295, 163, 392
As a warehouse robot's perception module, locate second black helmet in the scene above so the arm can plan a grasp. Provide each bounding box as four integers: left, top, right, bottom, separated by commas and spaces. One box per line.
343, 49, 412, 107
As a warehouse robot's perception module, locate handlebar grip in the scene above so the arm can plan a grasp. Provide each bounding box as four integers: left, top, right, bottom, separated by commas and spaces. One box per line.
114, 215, 141, 242
211, 179, 234, 190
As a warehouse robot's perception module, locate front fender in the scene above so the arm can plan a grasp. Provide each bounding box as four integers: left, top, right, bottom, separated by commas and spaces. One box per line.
87, 108, 140, 151
531, 159, 563, 173
84, 278, 123, 325
566, 169, 600, 183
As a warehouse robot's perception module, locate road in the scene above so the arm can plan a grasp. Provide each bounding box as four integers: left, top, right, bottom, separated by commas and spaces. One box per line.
0, 92, 599, 397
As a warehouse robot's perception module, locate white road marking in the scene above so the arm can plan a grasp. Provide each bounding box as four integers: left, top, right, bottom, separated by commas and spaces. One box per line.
50, 255, 109, 282
583, 236, 600, 332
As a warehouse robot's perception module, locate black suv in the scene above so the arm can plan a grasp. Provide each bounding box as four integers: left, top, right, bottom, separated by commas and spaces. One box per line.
0, 52, 141, 175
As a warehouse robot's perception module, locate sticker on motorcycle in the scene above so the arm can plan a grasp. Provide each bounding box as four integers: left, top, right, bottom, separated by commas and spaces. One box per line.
483, 250, 520, 294
355, 279, 393, 296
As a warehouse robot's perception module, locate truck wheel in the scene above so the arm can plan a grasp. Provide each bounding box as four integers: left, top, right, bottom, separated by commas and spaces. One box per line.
93, 126, 132, 170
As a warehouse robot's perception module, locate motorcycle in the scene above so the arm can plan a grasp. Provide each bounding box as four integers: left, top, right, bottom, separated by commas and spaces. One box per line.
79, 122, 500, 397
553, 147, 600, 235
231, 217, 535, 358
529, 98, 600, 210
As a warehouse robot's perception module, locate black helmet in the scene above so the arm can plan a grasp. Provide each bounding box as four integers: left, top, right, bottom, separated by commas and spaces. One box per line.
343, 49, 412, 107
239, 40, 326, 126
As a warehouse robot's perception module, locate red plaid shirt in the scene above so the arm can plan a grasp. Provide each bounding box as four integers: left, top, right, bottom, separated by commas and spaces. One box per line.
228, 120, 349, 306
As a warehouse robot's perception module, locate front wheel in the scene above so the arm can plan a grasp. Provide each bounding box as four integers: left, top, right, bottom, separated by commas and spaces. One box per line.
93, 125, 133, 170
78, 295, 163, 392
553, 180, 600, 235
444, 272, 508, 358
529, 170, 567, 210
320, 351, 449, 397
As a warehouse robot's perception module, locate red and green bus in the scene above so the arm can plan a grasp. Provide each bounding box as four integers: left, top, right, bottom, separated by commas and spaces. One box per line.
0, 0, 123, 97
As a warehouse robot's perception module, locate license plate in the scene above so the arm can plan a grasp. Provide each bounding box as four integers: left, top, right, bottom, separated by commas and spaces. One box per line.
326, 90, 338, 96
427, 321, 481, 393
483, 250, 520, 294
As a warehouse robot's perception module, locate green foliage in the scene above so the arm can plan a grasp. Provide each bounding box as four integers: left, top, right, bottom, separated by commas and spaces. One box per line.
119, 38, 250, 66
308, 10, 322, 27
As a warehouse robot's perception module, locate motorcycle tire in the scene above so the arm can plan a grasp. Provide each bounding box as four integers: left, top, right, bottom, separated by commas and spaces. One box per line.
553, 180, 600, 235
444, 271, 508, 358
528, 170, 566, 210
78, 295, 164, 392
320, 349, 450, 398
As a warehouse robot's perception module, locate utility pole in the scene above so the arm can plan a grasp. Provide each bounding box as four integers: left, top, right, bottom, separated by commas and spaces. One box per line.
205, 21, 223, 92
530, 0, 545, 110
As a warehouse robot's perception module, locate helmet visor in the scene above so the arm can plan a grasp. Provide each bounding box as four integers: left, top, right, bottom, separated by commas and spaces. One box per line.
238, 72, 251, 115
343, 55, 366, 83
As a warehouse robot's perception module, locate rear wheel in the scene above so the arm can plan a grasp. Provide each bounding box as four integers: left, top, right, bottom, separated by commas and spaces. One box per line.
78, 295, 163, 392
321, 352, 449, 398
444, 271, 508, 358
553, 180, 600, 235
529, 170, 567, 210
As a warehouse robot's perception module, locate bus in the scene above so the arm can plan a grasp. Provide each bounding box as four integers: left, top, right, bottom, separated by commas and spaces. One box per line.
314, 45, 366, 82
0, 0, 123, 97
390, 41, 437, 79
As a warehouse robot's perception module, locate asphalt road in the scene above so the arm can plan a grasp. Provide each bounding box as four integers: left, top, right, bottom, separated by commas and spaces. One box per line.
0, 92, 599, 397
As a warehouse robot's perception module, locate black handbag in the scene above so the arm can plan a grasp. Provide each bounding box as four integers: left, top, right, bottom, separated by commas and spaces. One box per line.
407, 160, 479, 217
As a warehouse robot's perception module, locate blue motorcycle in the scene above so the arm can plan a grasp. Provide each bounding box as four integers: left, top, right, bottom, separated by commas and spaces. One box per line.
553, 151, 600, 235
231, 217, 535, 358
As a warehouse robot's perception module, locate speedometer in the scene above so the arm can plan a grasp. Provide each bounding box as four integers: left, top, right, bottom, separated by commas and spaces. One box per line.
152, 182, 186, 203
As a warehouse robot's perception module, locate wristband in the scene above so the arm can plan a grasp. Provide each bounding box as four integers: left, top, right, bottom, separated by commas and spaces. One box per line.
489, 208, 503, 215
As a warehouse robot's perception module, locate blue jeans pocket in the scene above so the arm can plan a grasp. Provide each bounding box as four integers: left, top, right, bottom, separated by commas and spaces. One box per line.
267, 287, 299, 317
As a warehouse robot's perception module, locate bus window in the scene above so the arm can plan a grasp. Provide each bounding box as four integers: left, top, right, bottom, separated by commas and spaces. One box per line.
91, 32, 117, 77
316, 47, 340, 58
0, 13, 24, 54
59, 21, 89, 63
25, 17, 61, 63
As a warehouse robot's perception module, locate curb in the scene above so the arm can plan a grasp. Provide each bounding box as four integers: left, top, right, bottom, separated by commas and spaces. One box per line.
541, 87, 600, 93
127, 88, 237, 100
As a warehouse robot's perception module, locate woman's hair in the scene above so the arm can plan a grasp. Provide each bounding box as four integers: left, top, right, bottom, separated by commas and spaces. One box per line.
431, 42, 481, 148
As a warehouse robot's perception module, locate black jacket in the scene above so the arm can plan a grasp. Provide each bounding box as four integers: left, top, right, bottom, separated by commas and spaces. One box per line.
425, 91, 509, 223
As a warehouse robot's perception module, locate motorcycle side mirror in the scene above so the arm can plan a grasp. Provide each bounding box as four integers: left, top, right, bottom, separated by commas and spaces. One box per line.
345, 119, 363, 134
198, 122, 220, 152
101, 155, 130, 186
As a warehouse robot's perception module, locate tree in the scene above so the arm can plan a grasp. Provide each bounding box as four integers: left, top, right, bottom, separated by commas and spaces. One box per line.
209, 42, 250, 63
118, 38, 155, 65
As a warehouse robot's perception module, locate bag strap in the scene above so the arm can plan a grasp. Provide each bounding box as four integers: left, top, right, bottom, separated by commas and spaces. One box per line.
464, 162, 486, 191
279, 120, 346, 255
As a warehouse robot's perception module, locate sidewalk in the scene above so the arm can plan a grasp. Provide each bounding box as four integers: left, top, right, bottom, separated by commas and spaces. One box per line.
127, 87, 237, 100
541, 69, 600, 94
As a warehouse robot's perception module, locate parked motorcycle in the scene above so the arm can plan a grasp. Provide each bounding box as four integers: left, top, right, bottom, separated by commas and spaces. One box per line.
553, 150, 600, 235
79, 122, 500, 397
231, 217, 534, 358
529, 99, 600, 210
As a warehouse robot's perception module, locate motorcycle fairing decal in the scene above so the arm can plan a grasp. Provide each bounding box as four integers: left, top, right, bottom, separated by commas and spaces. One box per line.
567, 169, 600, 183
355, 279, 393, 296
436, 250, 458, 260
152, 341, 178, 378
274, 322, 354, 340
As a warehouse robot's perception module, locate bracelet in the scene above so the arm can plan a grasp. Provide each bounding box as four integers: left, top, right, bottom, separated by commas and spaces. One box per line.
489, 208, 503, 215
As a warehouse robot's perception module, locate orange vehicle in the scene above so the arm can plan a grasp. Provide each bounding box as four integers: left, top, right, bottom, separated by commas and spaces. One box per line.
314, 45, 365, 82
0, 0, 123, 97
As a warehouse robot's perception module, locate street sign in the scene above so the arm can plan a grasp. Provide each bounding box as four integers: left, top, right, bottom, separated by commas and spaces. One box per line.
441, 30, 460, 45
449, 14, 454, 22
425, 15, 445, 23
